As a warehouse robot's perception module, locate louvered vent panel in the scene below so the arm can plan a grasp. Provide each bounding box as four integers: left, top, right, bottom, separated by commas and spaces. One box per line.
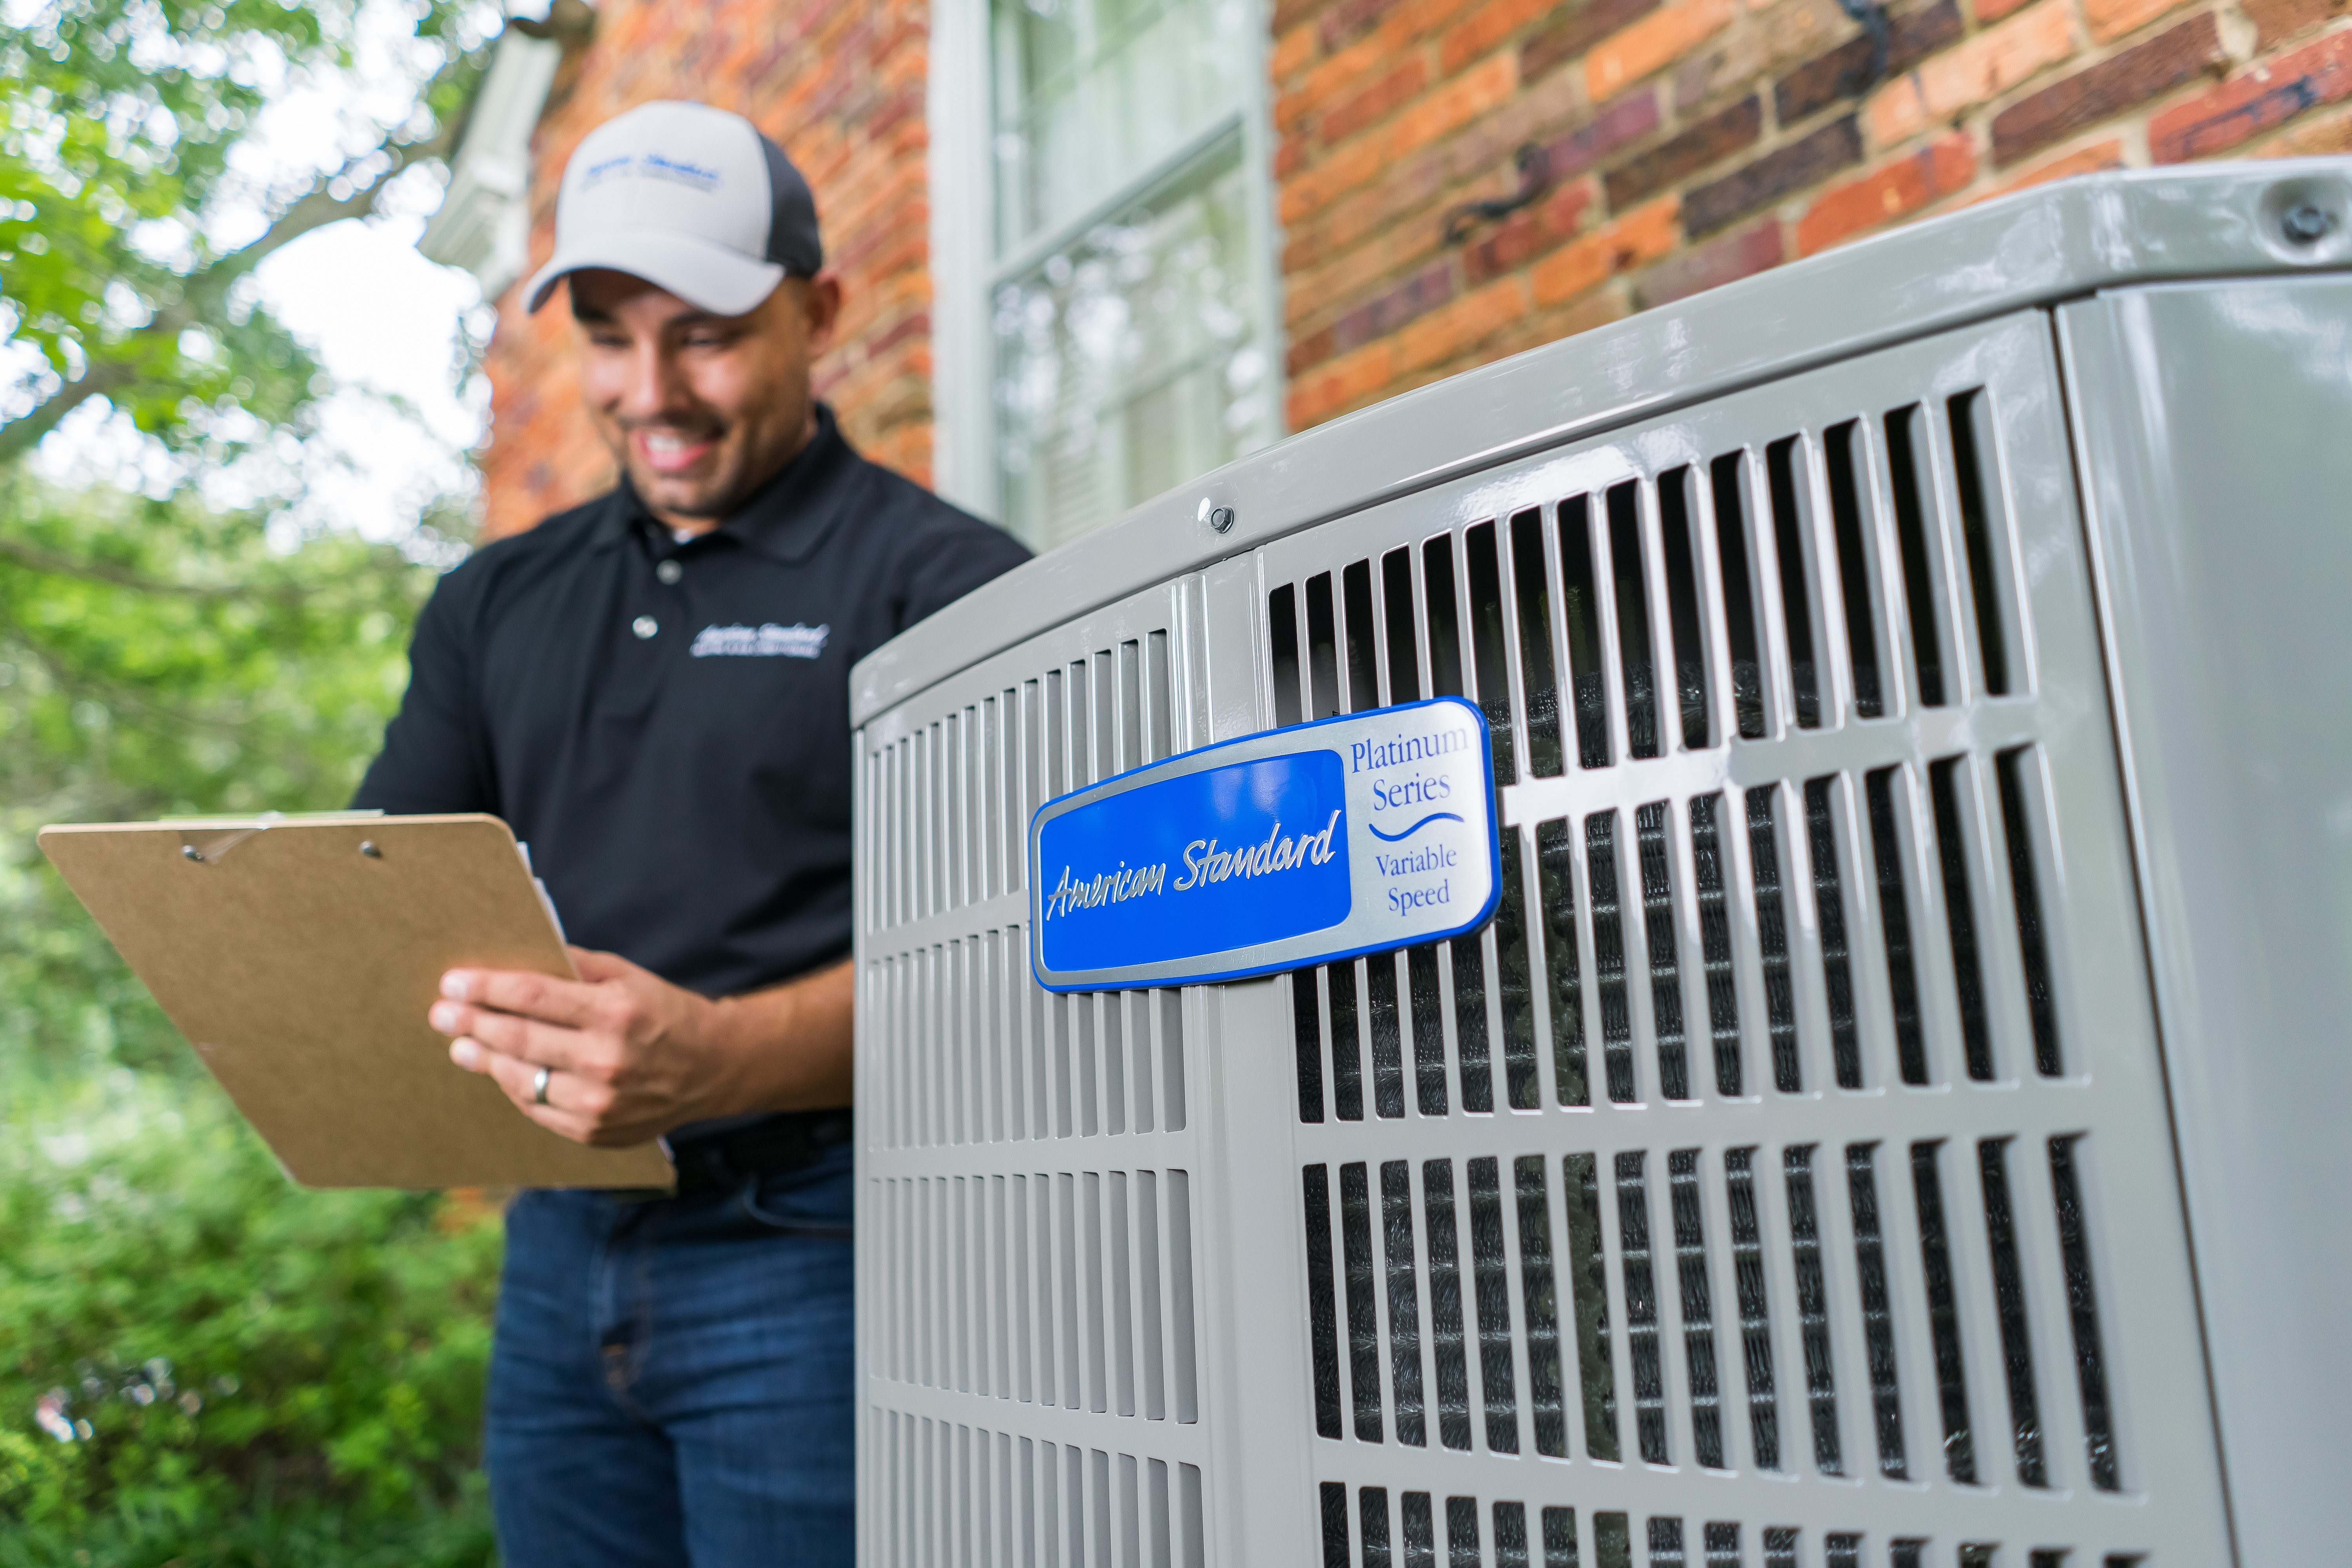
858, 583, 1211, 1565
875, 1413, 1207, 1568
857, 305, 2229, 1566
1256, 314, 2216, 1568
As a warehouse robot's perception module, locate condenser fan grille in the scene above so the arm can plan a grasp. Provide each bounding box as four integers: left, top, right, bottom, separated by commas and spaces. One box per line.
857, 303, 2234, 1566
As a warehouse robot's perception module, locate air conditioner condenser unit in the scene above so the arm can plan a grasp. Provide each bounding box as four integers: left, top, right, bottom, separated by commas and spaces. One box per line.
849, 158, 2352, 1568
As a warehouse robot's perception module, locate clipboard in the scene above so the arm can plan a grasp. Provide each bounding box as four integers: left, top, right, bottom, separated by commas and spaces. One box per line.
38, 812, 675, 1191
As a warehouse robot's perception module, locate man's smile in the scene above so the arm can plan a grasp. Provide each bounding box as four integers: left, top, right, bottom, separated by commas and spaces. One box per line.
633, 427, 720, 474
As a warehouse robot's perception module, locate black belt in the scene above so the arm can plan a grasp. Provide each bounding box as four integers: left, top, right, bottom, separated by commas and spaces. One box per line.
657, 1109, 853, 1200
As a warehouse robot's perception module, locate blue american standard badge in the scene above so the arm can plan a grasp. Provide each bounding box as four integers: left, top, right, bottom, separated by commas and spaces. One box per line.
1028, 696, 1501, 991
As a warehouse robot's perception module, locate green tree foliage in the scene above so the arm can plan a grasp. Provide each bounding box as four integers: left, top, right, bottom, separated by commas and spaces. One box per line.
0, 1076, 502, 1562
2, 2, 522, 1556
0, 0, 490, 467
0, 477, 433, 1075
0, 0, 500, 1070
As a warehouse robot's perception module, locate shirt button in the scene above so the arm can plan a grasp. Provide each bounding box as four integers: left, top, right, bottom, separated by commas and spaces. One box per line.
632, 615, 659, 640
655, 560, 682, 585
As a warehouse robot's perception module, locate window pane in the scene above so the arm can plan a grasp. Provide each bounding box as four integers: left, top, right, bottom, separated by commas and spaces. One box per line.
992, 138, 1276, 554
991, 0, 1252, 253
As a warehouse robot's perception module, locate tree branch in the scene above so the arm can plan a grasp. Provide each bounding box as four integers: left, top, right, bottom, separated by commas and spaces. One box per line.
214, 127, 459, 285
0, 530, 258, 600
506, 0, 596, 47
0, 361, 137, 473
0, 43, 487, 472
0, 616, 270, 742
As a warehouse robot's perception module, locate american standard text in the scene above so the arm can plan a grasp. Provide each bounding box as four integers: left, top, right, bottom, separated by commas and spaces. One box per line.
1042, 810, 1341, 922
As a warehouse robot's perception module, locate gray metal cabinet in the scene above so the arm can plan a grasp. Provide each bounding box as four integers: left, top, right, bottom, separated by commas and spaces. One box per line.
851, 159, 2352, 1568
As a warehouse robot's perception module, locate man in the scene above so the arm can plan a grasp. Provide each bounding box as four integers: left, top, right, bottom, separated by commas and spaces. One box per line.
354, 100, 1029, 1564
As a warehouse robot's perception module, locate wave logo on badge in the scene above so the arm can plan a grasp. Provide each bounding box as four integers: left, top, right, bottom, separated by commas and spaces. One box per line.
1029, 697, 1500, 991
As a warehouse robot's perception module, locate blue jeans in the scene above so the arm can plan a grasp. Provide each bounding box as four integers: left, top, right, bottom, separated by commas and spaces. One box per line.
485, 1142, 855, 1567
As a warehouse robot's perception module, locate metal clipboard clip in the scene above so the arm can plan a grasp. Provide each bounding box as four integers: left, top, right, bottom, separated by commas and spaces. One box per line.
165, 809, 386, 864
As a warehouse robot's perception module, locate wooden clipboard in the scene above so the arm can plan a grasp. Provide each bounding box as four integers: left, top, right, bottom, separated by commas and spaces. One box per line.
38, 813, 675, 1191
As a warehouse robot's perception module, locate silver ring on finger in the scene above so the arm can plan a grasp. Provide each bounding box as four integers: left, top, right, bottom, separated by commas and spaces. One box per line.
532, 1065, 552, 1106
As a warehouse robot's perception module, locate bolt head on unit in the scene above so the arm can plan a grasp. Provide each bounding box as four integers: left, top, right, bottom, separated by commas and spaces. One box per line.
2282, 201, 2336, 245
1209, 506, 1236, 533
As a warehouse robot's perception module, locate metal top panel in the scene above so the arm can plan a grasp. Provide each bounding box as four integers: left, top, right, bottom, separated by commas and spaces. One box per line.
855, 156, 2352, 727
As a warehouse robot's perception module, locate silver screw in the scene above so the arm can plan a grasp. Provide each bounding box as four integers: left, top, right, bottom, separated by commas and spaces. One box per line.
1208, 506, 1236, 533
359, 841, 382, 859
2282, 202, 2334, 244
181, 846, 203, 862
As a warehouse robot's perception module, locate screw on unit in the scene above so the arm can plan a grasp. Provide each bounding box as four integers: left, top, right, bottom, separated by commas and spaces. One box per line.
359, 841, 382, 858
2282, 201, 2335, 244
1208, 506, 1236, 533
181, 846, 204, 862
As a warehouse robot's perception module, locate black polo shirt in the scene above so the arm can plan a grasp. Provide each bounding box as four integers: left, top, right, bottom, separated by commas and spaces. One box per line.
354, 404, 1031, 1005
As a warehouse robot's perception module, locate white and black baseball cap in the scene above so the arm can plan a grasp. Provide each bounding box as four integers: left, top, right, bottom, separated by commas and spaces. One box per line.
523, 100, 823, 317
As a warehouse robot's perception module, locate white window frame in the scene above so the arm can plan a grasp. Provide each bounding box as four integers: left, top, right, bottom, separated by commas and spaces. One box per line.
926, 0, 1288, 529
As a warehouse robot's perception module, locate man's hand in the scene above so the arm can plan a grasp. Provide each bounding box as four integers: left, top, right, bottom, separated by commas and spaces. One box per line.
429, 948, 853, 1146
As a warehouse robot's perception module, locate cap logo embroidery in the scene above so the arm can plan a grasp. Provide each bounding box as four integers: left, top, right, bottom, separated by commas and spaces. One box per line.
580, 152, 723, 194
690, 622, 830, 659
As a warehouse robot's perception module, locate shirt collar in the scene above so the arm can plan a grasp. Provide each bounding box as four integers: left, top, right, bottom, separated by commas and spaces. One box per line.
590, 403, 858, 566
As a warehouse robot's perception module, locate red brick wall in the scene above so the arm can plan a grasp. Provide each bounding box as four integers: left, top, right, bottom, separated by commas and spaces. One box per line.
475, 0, 2351, 537
1275, 0, 2352, 429
477, 0, 934, 539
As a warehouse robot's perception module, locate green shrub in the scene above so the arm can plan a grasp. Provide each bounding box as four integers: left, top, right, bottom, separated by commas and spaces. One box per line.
0, 1479, 496, 1568
0, 1072, 501, 1563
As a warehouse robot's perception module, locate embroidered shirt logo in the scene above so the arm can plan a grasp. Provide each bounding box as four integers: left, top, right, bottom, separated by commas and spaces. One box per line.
689, 622, 830, 659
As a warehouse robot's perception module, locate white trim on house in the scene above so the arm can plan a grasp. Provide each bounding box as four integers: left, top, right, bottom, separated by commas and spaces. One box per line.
1236, 0, 1288, 459
927, 0, 1000, 516
418, 27, 566, 299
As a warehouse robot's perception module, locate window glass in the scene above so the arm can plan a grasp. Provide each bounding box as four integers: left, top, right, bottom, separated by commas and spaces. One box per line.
990, 0, 1253, 254
991, 139, 1274, 554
